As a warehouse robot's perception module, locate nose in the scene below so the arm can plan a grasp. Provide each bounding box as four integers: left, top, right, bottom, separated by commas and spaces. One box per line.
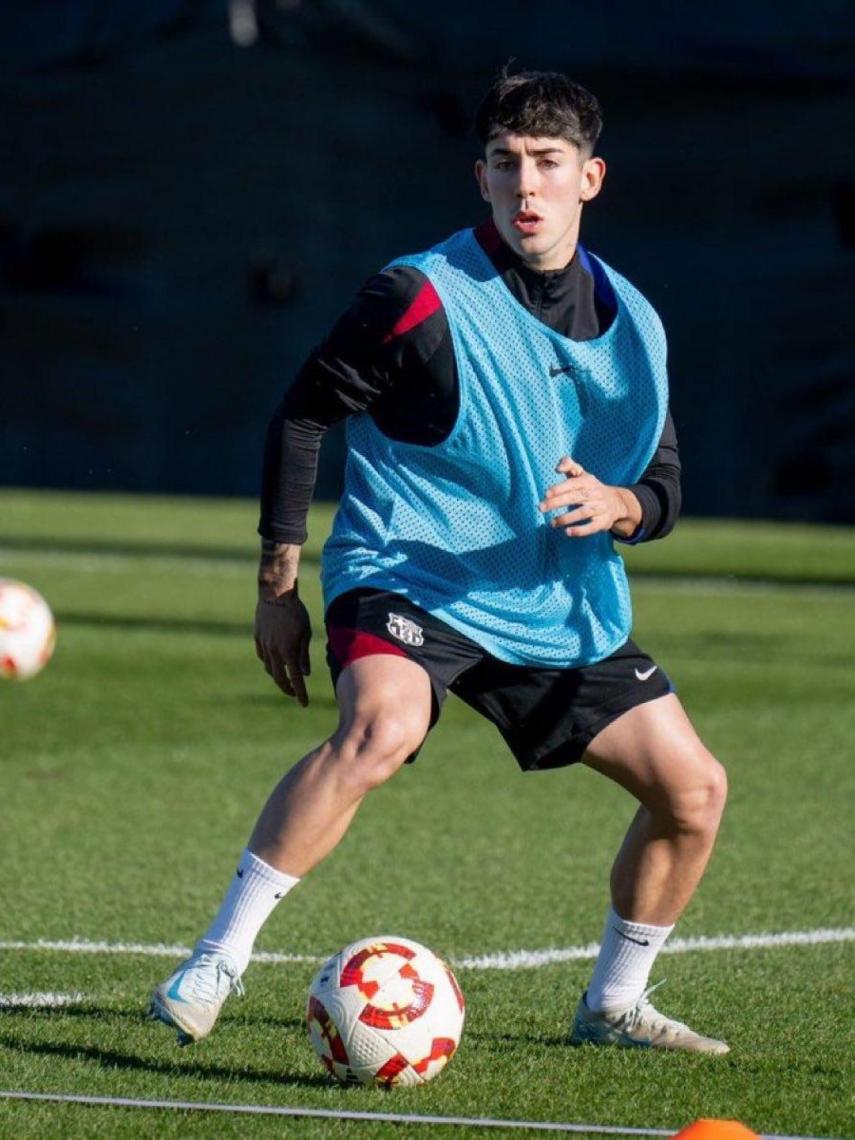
515, 157, 539, 199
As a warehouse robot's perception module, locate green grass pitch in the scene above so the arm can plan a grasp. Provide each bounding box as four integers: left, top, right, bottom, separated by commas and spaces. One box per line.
1, 489, 853, 1138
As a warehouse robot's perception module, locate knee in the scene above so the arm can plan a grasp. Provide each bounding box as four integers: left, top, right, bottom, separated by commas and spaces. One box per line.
333, 711, 425, 796
660, 755, 728, 838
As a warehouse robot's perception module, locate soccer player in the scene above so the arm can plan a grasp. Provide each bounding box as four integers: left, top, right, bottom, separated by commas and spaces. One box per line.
151, 69, 729, 1053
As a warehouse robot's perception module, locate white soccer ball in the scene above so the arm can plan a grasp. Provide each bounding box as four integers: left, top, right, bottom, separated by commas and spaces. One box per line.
0, 579, 56, 681
306, 935, 465, 1087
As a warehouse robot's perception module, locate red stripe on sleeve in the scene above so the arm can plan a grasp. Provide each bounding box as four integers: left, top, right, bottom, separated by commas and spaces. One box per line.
382, 280, 442, 343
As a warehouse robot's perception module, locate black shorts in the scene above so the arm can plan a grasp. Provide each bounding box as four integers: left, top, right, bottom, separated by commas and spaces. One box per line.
325, 588, 673, 772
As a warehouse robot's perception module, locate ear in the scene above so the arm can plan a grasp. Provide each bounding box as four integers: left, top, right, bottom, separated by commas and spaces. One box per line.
580, 156, 606, 202
474, 159, 490, 202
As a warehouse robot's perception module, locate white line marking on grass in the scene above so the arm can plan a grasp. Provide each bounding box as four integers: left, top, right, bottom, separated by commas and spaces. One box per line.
0, 992, 86, 1008
456, 927, 855, 970
0, 1092, 663, 1134
0, 939, 317, 963
0, 928, 852, 969
0, 1091, 840, 1139
0, 938, 316, 963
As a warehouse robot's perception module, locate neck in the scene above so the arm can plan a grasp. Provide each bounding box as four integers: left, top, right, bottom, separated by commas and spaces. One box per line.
477, 220, 579, 275
521, 244, 577, 274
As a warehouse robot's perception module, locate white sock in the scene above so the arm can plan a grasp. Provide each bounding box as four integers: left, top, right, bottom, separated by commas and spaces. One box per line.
584, 906, 674, 1013
195, 849, 299, 976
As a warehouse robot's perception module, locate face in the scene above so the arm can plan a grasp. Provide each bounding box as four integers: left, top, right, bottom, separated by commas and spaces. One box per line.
475, 133, 606, 271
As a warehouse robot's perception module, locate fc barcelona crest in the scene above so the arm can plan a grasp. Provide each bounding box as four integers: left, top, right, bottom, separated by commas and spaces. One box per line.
386, 612, 424, 647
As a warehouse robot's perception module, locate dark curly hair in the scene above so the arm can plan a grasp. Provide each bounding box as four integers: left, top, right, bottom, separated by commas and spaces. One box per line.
475, 68, 603, 156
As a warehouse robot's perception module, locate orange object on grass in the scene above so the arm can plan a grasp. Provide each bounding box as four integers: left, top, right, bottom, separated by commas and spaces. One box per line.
674, 1122, 760, 1140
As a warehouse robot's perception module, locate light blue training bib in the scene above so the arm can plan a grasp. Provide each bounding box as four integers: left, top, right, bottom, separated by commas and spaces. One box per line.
322, 228, 668, 667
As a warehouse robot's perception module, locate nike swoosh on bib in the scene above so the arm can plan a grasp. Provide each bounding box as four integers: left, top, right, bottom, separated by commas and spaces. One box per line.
634, 665, 658, 681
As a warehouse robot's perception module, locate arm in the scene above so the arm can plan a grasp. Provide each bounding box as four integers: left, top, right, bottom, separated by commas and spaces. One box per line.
254, 539, 311, 704
538, 412, 681, 541
254, 267, 432, 701
255, 399, 330, 705
619, 411, 681, 543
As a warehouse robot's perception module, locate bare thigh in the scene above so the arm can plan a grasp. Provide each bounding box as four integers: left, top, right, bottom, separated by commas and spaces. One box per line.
331, 652, 434, 764
248, 653, 435, 874
581, 693, 724, 812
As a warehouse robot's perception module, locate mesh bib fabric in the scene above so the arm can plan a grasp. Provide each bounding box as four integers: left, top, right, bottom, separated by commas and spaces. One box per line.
322, 228, 668, 666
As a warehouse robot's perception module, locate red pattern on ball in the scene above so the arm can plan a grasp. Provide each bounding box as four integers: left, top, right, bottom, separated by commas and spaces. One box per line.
413, 1036, 458, 1076
341, 942, 435, 1029
306, 994, 350, 1074
374, 1052, 410, 1085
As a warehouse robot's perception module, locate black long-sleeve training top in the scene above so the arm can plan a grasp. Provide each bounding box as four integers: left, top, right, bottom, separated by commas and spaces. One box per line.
259, 219, 681, 546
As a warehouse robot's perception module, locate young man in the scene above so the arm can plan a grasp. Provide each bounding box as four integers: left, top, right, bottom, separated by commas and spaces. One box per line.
151, 70, 729, 1054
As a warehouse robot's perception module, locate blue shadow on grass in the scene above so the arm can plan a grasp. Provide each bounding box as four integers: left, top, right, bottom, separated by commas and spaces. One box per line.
0, 1012, 332, 1090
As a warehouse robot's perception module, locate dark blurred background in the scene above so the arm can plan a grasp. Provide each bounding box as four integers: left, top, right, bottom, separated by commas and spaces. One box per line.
1, 1, 853, 521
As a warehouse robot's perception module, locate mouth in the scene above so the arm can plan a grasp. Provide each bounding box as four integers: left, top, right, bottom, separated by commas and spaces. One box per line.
511, 210, 543, 236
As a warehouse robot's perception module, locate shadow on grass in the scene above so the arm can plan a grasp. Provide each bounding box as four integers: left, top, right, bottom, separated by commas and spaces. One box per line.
4, 1007, 307, 1035
466, 1029, 570, 1050
631, 568, 855, 589
227, 691, 339, 711
0, 535, 321, 569
0, 1026, 331, 1091
55, 612, 252, 637
7, 536, 852, 589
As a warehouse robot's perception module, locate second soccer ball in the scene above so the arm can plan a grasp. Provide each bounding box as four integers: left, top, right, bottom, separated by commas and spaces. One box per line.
0, 579, 56, 681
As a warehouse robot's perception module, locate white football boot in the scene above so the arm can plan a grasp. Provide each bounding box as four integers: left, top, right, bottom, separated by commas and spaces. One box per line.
149, 949, 244, 1045
570, 983, 729, 1054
